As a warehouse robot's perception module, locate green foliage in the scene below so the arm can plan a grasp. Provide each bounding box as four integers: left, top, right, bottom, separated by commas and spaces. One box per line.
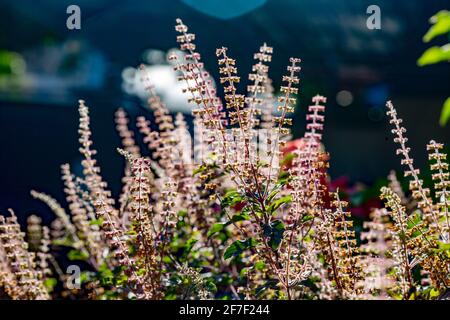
43, 278, 57, 293
263, 220, 285, 250
255, 260, 265, 271
182, 238, 198, 260
439, 97, 450, 126
89, 218, 103, 226
436, 241, 450, 253
254, 279, 280, 298
207, 222, 227, 237
421, 287, 441, 299
417, 44, 450, 66
67, 249, 89, 261
52, 235, 75, 247
204, 278, 218, 293
422, 10, 450, 43
0, 50, 25, 76
8, 19, 448, 302
230, 212, 251, 222
280, 152, 295, 167
418, 10, 450, 126
221, 190, 244, 207
267, 195, 292, 214
224, 238, 258, 260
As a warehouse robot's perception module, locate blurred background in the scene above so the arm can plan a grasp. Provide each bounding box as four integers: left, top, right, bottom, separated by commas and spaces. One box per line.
0, 0, 449, 223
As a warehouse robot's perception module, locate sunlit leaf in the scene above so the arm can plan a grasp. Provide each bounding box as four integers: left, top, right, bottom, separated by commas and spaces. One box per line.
255, 261, 265, 271
221, 189, 244, 207
423, 10, 450, 42
67, 249, 89, 261
417, 44, 450, 66
207, 223, 227, 237
89, 218, 103, 226
193, 165, 206, 175
268, 195, 292, 214
230, 212, 250, 222
43, 278, 57, 293
439, 97, 450, 126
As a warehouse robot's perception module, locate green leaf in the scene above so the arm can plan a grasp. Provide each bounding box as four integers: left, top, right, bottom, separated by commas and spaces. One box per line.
417, 44, 450, 66
268, 195, 292, 214
224, 189, 240, 198
67, 249, 89, 261
239, 267, 250, 278
423, 10, 450, 43
428, 288, 440, 299
207, 223, 227, 237
255, 261, 265, 271
204, 279, 217, 293
43, 278, 57, 293
437, 241, 450, 251
116, 274, 129, 286
439, 97, 450, 127
52, 235, 74, 247
278, 171, 290, 181
230, 212, 251, 222
89, 218, 103, 226
221, 190, 244, 207
280, 152, 295, 166
224, 238, 258, 259
193, 165, 206, 176
263, 220, 286, 250
164, 293, 177, 300
255, 279, 279, 297
208, 213, 251, 238
266, 177, 290, 204
79, 271, 94, 285
183, 238, 198, 258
